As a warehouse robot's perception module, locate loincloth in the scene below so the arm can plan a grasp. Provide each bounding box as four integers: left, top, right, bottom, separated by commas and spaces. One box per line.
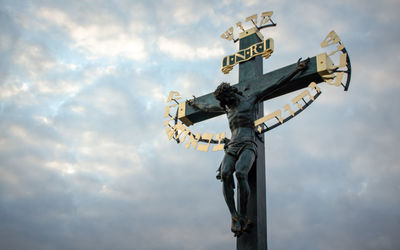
225, 140, 257, 159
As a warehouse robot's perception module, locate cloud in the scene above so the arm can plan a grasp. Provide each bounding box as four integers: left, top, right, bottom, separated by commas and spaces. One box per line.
36, 7, 147, 60
1, 0, 400, 250
158, 36, 225, 60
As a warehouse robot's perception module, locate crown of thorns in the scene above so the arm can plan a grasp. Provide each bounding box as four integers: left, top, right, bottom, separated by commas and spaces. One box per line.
214, 82, 242, 99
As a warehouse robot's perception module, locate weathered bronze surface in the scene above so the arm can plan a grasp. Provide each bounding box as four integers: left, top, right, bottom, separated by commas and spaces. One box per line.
164, 12, 351, 248
189, 58, 309, 237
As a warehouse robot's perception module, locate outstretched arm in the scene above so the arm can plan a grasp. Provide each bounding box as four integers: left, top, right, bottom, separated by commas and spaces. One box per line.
255, 57, 310, 102
188, 97, 225, 114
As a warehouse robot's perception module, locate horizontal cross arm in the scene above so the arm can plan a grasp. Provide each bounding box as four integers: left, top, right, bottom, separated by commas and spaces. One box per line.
252, 57, 322, 102
178, 53, 333, 126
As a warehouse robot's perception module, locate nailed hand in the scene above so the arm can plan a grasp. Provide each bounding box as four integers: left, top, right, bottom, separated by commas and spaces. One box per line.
296, 57, 310, 71
188, 96, 197, 106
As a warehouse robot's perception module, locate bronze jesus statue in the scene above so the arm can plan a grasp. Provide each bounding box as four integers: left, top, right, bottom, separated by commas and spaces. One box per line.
189, 58, 309, 237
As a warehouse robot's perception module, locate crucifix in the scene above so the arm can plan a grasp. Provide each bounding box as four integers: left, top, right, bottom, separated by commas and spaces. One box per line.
164, 11, 351, 250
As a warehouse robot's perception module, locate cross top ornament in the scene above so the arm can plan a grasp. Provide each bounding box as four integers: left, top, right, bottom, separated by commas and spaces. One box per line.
164, 10, 351, 249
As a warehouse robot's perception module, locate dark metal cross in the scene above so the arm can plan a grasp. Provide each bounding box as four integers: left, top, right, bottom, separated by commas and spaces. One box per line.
178, 30, 331, 250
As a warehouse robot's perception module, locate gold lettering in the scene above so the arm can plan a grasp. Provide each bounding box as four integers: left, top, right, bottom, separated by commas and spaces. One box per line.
308, 82, 321, 93
164, 116, 176, 126
166, 126, 176, 140
221, 27, 234, 41
245, 47, 251, 58
254, 109, 283, 127
175, 123, 188, 141
178, 130, 190, 144
245, 14, 258, 27
321, 30, 341, 48
338, 53, 347, 68
235, 50, 246, 61
328, 44, 345, 56
212, 132, 226, 151
259, 11, 273, 26
250, 44, 260, 57
325, 72, 344, 86
185, 133, 201, 149
322, 74, 336, 81
167, 91, 181, 103
166, 123, 187, 140
197, 133, 213, 152
221, 39, 274, 74
262, 40, 273, 59
164, 104, 177, 118
283, 104, 295, 116
236, 21, 245, 32
292, 90, 314, 109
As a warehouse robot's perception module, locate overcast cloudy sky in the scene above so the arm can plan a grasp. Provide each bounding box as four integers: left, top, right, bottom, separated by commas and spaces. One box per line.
1, 0, 399, 249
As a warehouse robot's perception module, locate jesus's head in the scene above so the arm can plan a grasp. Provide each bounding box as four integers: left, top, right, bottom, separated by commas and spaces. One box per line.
214, 82, 242, 109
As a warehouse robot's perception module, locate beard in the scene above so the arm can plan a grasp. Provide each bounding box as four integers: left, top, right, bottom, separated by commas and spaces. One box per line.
219, 93, 240, 108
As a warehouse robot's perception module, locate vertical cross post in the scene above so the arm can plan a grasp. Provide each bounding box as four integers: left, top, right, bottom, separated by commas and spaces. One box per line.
175, 24, 342, 250
236, 33, 267, 250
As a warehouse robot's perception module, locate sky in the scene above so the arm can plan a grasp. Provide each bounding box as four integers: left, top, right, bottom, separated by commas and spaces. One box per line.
1, 0, 399, 249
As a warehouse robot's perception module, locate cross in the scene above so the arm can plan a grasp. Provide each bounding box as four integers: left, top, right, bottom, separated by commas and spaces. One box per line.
166, 12, 351, 247
176, 27, 334, 249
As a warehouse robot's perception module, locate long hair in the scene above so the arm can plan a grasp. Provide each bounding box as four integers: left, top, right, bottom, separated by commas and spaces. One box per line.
214, 82, 242, 110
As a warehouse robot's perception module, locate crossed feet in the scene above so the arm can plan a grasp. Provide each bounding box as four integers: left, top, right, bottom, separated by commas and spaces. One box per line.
231, 216, 252, 237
